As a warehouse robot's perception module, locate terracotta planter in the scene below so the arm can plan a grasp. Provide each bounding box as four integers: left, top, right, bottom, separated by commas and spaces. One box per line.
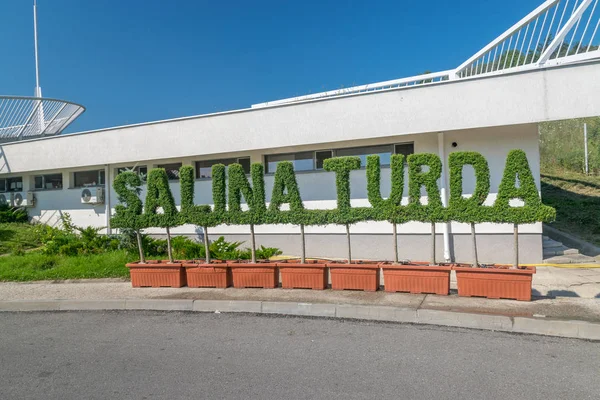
127, 260, 186, 288
277, 260, 327, 290
183, 261, 231, 288
381, 263, 451, 295
454, 265, 536, 301
327, 262, 380, 292
228, 261, 278, 288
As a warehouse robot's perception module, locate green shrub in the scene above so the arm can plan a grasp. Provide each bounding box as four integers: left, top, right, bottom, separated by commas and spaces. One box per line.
0, 204, 28, 223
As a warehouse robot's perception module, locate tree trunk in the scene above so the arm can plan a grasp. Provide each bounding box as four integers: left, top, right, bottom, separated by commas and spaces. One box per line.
203, 226, 210, 264
136, 230, 145, 264
471, 222, 479, 267
300, 224, 306, 264
431, 222, 436, 266
513, 223, 519, 269
250, 224, 256, 264
346, 224, 352, 264
392, 223, 399, 264
166, 226, 174, 263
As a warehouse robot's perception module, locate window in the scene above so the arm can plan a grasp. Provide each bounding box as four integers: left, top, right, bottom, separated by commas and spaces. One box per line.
315, 150, 333, 170
395, 143, 414, 157
195, 157, 250, 179
73, 170, 105, 188
157, 163, 182, 180
335, 145, 393, 167
34, 173, 63, 190
265, 152, 314, 174
116, 166, 148, 181
1, 177, 23, 192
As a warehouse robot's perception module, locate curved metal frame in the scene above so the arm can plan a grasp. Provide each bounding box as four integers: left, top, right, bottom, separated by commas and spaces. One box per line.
253, 0, 600, 108
0, 95, 85, 143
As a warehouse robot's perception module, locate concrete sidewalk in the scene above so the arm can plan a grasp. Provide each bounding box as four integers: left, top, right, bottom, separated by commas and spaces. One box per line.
0, 271, 599, 340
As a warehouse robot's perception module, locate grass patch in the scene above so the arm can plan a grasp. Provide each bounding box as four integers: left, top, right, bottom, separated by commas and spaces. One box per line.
0, 223, 42, 255
0, 250, 136, 282
541, 168, 600, 246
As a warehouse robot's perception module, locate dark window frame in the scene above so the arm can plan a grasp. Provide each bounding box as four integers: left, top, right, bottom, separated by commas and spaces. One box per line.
195, 157, 251, 179
73, 170, 105, 188
156, 163, 183, 181
33, 173, 63, 190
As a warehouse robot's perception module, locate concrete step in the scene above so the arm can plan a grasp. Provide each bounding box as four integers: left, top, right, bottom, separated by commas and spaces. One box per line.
543, 253, 598, 264
542, 237, 581, 259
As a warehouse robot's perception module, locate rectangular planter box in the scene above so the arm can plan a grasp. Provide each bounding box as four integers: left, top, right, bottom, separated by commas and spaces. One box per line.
183, 262, 230, 288
454, 266, 536, 301
381, 263, 451, 295
277, 261, 327, 290
228, 262, 278, 288
327, 263, 380, 292
127, 261, 186, 288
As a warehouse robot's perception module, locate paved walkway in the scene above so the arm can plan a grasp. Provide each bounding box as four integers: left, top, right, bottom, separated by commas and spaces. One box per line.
1, 267, 599, 340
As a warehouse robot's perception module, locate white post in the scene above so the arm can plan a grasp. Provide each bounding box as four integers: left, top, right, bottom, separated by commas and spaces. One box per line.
105, 165, 111, 235
584, 123, 589, 175
33, 0, 44, 133
437, 132, 451, 262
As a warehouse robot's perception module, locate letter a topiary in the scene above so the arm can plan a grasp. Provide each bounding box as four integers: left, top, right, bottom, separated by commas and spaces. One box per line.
145, 168, 179, 263
493, 149, 555, 267
268, 161, 309, 262
112, 171, 147, 263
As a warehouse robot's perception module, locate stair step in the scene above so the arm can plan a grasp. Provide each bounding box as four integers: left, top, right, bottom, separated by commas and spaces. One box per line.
543, 253, 598, 264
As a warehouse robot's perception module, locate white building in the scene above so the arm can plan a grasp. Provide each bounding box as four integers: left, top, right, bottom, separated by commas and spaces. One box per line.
1, 0, 600, 263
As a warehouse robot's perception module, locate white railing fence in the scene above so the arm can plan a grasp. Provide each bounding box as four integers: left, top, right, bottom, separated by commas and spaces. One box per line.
0, 96, 85, 142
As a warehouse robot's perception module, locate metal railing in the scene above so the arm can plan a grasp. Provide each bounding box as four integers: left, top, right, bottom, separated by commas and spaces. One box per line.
0, 96, 85, 142
251, 70, 454, 108
455, 0, 600, 78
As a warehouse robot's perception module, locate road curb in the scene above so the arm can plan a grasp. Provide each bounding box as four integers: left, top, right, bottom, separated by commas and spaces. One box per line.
0, 299, 599, 340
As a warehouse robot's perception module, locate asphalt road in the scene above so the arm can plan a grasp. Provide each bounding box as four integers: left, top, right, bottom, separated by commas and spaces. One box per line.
1, 311, 599, 400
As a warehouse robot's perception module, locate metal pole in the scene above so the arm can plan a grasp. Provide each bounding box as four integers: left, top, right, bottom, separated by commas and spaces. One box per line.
584, 123, 589, 175
105, 165, 111, 235
437, 132, 451, 262
513, 223, 519, 268
33, 0, 41, 94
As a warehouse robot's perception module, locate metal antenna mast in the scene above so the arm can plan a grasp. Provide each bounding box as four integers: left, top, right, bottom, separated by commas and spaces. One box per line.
33, 0, 42, 98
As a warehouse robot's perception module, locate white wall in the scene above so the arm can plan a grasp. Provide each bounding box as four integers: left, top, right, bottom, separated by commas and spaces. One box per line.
20, 124, 541, 237
1, 60, 598, 175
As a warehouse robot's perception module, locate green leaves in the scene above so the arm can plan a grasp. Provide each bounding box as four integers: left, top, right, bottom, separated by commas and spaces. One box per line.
406, 153, 444, 223
144, 168, 179, 228
448, 151, 492, 223
112, 150, 556, 232
111, 171, 145, 230
493, 149, 556, 223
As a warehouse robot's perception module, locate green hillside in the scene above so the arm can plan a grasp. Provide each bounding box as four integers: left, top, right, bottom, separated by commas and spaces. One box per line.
540, 117, 600, 246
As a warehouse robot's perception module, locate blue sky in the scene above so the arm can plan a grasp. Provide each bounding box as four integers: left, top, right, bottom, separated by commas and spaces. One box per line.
0, 0, 542, 133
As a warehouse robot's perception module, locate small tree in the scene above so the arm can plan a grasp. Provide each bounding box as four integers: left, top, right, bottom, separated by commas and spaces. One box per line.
323, 156, 363, 264
180, 165, 218, 263
493, 150, 555, 267
268, 161, 306, 262
406, 153, 445, 266
112, 171, 146, 263
367, 154, 406, 264
227, 162, 266, 263
448, 152, 491, 267
145, 168, 179, 263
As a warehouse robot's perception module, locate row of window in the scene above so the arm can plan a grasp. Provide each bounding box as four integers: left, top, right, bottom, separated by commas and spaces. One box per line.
0, 143, 414, 192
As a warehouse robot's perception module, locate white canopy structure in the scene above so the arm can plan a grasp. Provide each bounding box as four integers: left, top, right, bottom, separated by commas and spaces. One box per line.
253, 0, 600, 108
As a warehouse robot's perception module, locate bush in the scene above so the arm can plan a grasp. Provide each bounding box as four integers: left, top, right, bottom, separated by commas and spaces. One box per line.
0, 204, 28, 223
